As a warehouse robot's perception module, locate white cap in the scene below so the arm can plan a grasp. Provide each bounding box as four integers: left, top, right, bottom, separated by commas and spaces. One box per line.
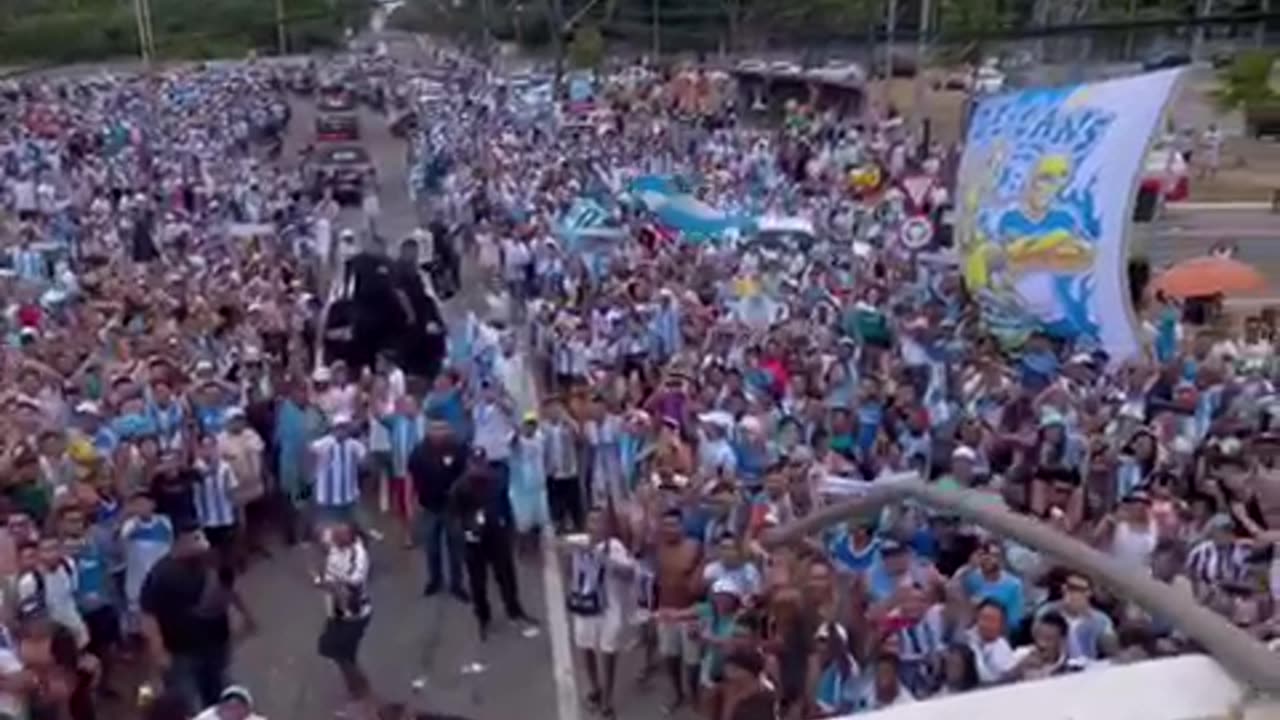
75, 401, 101, 416
952, 445, 977, 462
330, 412, 353, 426
312, 367, 333, 383
219, 685, 254, 707
225, 407, 246, 421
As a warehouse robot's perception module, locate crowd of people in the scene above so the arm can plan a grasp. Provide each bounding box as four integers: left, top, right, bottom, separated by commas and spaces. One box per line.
439, 61, 1280, 720
0, 39, 1278, 720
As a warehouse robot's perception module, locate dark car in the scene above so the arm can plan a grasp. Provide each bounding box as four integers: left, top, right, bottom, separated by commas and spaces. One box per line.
1142, 51, 1191, 72
315, 114, 360, 142
318, 89, 358, 114
305, 145, 374, 203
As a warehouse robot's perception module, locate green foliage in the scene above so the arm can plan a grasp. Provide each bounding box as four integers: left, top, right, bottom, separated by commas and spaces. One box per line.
0, 0, 363, 63
938, 0, 1010, 41
1213, 50, 1278, 111
568, 24, 605, 68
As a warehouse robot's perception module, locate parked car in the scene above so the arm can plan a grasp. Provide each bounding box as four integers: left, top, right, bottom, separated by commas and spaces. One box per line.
304, 145, 375, 203
1141, 144, 1190, 202
973, 65, 1006, 94
1246, 102, 1280, 139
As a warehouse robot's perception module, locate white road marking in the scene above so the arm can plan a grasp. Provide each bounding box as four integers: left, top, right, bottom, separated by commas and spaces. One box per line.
514, 365, 580, 720
540, 523, 581, 720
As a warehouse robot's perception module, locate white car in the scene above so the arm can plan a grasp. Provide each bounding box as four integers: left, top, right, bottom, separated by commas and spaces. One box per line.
808, 62, 865, 85
973, 65, 1006, 94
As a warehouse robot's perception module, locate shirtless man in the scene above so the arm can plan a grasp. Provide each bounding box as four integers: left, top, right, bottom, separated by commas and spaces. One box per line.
654, 507, 702, 713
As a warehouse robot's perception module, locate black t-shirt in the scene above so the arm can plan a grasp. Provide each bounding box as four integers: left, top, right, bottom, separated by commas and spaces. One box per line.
151, 470, 196, 527
346, 253, 397, 307
409, 437, 469, 511
140, 555, 231, 655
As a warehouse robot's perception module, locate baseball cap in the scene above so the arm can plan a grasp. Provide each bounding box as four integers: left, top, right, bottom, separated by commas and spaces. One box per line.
219, 685, 254, 707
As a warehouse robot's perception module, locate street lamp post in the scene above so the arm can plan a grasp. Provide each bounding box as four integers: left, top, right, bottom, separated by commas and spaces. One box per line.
276, 0, 288, 56
132, 0, 155, 65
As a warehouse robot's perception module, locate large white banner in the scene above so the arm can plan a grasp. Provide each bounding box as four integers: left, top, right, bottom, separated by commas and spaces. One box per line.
956, 69, 1180, 363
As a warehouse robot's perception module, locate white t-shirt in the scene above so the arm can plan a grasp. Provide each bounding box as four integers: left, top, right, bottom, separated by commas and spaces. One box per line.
318, 384, 358, 421
10, 179, 35, 212
571, 538, 634, 621
967, 629, 1016, 685
322, 537, 371, 619
702, 561, 763, 598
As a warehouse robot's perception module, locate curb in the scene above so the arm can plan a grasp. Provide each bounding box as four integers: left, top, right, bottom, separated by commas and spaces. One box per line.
1165, 202, 1274, 212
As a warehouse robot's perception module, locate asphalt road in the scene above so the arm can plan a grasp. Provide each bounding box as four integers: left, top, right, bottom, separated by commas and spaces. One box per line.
226, 93, 563, 720
1141, 207, 1280, 294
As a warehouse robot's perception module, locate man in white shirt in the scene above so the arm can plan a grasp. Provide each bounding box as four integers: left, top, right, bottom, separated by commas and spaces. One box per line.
472, 382, 515, 468
10, 174, 35, 220
315, 520, 373, 707
310, 415, 368, 528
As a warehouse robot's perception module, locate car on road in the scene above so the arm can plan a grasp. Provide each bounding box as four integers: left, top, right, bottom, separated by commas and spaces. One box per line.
317, 88, 358, 114
1142, 51, 1192, 72
304, 145, 374, 203
973, 64, 1007, 94
315, 113, 360, 142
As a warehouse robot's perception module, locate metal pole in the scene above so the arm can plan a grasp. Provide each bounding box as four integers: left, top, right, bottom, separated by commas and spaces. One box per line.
763, 479, 1280, 695
883, 0, 897, 113
276, 0, 288, 56
651, 0, 660, 59
912, 0, 930, 144
548, 0, 565, 96
142, 0, 156, 62
132, 0, 151, 65
480, 0, 493, 52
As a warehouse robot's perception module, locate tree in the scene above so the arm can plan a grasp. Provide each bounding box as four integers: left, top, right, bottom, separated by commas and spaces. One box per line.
567, 23, 604, 68
937, 0, 1011, 62
1212, 50, 1277, 111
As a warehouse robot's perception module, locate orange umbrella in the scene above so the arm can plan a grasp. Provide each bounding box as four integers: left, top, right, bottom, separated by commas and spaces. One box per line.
1151, 255, 1267, 298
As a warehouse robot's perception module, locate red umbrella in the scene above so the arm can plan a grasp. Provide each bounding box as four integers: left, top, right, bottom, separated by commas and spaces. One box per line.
1151, 255, 1266, 298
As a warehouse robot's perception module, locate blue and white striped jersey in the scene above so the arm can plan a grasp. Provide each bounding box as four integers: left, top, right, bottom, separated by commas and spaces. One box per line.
311, 435, 367, 507
193, 459, 239, 528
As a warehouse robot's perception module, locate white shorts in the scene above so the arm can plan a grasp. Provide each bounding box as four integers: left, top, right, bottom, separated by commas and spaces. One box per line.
656, 621, 699, 665
573, 611, 626, 654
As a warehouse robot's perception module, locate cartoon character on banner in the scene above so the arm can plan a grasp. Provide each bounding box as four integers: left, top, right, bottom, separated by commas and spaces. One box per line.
960, 95, 1111, 345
